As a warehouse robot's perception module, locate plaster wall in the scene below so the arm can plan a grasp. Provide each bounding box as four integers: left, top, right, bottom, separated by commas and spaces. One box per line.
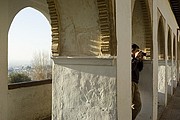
172, 61, 177, 88
52, 58, 116, 120
158, 61, 166, 106
0, 1, 8, 119
167, 62, 173, 95
7, 84, 52, 120
58, 0, 100, 56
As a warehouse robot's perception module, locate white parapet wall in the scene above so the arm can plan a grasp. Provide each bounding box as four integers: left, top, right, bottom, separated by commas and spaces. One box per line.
7, 81, 52, 120
52, 57, 117, 120
158, 60, 166, 106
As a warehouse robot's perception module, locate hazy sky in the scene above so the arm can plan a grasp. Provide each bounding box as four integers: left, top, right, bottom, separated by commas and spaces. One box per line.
8, 7, 51, 66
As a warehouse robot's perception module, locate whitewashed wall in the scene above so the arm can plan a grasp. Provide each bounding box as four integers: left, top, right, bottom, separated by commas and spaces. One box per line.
158, 62, 166, 106
8, 84, 52, 120
52, 57, 116, 120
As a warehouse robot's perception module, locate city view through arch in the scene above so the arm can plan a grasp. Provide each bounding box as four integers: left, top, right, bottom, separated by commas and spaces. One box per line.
8, 7, 52, 83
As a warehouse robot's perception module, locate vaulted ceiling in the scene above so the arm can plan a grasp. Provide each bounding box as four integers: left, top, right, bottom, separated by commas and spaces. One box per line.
169, 0, 180, 27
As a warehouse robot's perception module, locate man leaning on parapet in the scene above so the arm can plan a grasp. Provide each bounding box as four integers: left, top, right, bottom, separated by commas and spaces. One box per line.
131, 44, 144, 120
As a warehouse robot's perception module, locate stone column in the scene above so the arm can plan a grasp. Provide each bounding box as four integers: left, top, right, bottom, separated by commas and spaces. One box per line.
0, 1, 8, 120
152, 0, 158, 119
116, 0, 132, 120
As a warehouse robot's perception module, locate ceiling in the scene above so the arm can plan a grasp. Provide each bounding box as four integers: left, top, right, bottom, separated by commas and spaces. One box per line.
169, 0, 180, 27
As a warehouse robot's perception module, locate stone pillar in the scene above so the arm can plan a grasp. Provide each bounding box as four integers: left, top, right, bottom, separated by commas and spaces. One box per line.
116, 0, 131, 120
168, 33, 174, 96
152, 0, 158, 119
0, 1, 8, 120
164, 21, 168, 107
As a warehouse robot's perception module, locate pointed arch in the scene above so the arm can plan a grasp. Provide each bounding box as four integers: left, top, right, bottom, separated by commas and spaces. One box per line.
167, 27, 172, 60
132, 0, 152, 59
157, 16, 165, 60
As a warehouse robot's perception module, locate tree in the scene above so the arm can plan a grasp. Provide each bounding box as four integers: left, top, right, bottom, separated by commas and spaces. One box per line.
31, 51, 52, 80
9, 73, 31, 83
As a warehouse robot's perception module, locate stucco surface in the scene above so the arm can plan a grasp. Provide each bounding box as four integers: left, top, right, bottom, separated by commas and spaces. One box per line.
53, 62, 116, 120
59, 0, 101, 56
158, 62, 166, 106
158, 65, 166, 93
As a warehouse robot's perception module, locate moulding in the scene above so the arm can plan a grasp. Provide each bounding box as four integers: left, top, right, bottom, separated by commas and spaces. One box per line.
52, 56, 116, 66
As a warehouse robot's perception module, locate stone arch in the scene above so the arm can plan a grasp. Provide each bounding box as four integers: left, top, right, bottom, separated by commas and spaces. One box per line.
48, 0, 112, 57
47, 0, 60, 56
97, 0, 116, 55
173, 34, 176, 60
8, 1, 50, 30
167, 28, 172, 60
8, 6, 52, 79
132, 0, 152, 59
157, 16, 165, 60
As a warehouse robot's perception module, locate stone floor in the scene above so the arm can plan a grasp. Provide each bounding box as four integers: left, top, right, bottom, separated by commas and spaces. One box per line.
159, 84, 180, 120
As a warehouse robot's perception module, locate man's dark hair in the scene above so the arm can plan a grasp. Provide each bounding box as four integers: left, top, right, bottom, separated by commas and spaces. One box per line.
132, 44, 139, 51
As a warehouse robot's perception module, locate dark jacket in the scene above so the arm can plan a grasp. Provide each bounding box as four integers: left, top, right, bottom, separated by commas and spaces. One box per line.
131, 57, 143, 84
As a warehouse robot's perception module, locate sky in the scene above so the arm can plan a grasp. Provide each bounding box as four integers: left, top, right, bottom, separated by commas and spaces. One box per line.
8, 7, 52, 66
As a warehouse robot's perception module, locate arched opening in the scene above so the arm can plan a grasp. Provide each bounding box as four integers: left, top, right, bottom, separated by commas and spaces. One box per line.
132, 0, 152, 59
167, 29, 172, 60
157, 16, 166, 117
158, 17, 165, 60
167, 28, 173, 98
173, 35, 176, 60
7, 6, 52, 120
132, 0, 153, 119
8, 7, 52, 83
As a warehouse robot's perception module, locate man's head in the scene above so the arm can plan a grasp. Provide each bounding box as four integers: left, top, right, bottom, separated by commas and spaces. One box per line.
132, 44, 140, 56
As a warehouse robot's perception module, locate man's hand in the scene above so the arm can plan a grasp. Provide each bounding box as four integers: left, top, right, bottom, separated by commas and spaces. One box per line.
135, 51, 144, 61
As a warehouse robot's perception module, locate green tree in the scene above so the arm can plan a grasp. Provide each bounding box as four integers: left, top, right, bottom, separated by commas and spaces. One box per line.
9, 73, 31, 83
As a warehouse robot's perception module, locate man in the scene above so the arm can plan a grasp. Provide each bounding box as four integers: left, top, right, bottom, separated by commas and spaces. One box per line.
131, 44, 144, 120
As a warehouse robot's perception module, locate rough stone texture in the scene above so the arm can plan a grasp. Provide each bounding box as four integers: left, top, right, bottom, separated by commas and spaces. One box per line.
172, 61, 177, 88
167, 65, 172, 86
172, 61, 177, 82
59, 0, 101, 56
52, 63, 116, 120
158, 65, 166, 93
158, 62, 166, 106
